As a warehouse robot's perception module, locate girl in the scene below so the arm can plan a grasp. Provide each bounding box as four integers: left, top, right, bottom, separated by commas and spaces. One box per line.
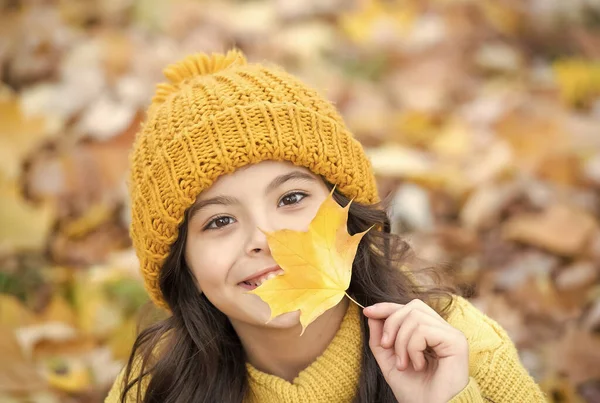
105, 49, 546, 402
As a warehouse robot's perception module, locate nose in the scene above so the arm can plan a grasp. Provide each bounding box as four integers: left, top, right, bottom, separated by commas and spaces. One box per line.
245, 221, 272, 256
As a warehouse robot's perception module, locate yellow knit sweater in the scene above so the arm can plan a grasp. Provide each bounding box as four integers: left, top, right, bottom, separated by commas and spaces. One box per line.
105, 296, 546, 402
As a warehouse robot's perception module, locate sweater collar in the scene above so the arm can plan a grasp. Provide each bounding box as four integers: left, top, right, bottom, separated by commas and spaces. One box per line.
245, 303, 362, 402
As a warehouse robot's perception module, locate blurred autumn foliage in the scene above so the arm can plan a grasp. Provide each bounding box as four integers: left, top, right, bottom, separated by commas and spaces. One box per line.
1, 0, 600, 402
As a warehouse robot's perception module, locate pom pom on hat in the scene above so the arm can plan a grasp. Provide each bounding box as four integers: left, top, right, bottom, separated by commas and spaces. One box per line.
153, 49, 248, 104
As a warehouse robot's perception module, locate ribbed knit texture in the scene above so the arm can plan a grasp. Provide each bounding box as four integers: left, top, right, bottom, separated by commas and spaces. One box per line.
128, 49, 379, 310
245, 303, 362, 402
105, 296, 547, 402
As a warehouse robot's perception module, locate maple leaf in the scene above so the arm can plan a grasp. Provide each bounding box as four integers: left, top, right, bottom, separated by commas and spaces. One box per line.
249, 189, 371, 334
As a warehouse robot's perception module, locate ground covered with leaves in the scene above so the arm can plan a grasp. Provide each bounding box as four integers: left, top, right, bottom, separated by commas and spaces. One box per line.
1, 0, 600, 402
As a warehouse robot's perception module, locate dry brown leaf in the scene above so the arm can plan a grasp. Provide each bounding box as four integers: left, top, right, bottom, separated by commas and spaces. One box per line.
502, 204, 598, 256
33, 335, 97, 361
385, 52, 463, 112
479, 0, 523, 36
545, 325, 600, 386
15, 323, 78, 360
495, 108, 570, 174
460, 181, 521, 230
507, 275, 583, 322
0, 327, 45, 393
554, 262, 598, 292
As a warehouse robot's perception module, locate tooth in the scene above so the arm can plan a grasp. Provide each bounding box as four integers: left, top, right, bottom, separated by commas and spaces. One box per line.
266, 273, 276, 280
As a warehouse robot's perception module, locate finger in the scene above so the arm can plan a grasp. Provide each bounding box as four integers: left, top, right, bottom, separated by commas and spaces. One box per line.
367, 317, 384, 349
382, 308, 443, 349
393, 316, 419, 370
404, 299, 446, 321
364, 299, 443, 322
406, 325, 432, 371
363, 302, 404, 319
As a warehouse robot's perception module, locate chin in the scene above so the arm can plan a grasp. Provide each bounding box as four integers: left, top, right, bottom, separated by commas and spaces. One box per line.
263, 310, 301, 329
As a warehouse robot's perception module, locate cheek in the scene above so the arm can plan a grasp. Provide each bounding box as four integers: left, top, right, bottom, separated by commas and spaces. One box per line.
280, 196, 327, 232
186, 238, 237, 288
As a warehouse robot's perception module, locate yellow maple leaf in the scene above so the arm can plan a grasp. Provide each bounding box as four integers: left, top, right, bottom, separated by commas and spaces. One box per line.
249, 189, 370, 334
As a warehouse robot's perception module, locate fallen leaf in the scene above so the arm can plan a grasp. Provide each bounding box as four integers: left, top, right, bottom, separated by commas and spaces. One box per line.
540, 375, 586, 403
479, 0, 523, 36
392, 110, 440, 148
553, 59, 600, 107
60, 203, 115, 239
14, 322, 78, 360
460, 181, 521, 230
107, 317, 137, 360
38, 295, 77, 327
554, 262, 598, 292
0, 182, 55, 255
508, 274, 583, 323
545, 324, 600, 386
43, 357, 91, 393
429, 119, 473, 159
0, 327, 45, 393
339, 0, 416, 46
0, 89, 53, 181
0, 295, 37, 329
73, 270, 124, 338
502, 204, 598, 256
249, 189, 370, 334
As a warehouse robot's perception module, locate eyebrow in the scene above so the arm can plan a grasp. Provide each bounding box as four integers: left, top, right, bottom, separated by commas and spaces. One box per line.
187, 170, 317, 220
265, 170, 317, 194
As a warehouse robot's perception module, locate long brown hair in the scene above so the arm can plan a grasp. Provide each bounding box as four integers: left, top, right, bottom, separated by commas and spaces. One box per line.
119, 184, 458, 402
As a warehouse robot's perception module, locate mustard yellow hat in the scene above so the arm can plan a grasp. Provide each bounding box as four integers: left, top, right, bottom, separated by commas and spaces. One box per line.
128, 49, 379, 309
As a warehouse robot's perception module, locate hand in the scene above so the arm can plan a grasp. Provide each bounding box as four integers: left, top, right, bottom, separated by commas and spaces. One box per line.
363, 299, 469, 403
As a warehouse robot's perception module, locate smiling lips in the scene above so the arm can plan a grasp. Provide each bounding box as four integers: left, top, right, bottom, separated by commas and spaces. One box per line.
239, 266, 284, 290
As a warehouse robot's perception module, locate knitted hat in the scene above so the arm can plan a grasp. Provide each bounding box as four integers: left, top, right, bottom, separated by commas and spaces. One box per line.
129, 49, 379, 310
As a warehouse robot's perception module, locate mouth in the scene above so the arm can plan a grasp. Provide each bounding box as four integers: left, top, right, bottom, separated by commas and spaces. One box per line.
239, 266, 284, 290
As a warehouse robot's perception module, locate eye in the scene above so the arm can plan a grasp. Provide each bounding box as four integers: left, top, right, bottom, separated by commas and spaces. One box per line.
278, 191, 307, 207
204, 215, 236, 230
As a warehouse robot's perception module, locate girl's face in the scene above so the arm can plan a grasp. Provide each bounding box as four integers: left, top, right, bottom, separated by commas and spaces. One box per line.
184, 161, 331, 329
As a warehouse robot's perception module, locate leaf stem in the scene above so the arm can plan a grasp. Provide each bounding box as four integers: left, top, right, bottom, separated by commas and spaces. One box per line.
345, 292, 365, 309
